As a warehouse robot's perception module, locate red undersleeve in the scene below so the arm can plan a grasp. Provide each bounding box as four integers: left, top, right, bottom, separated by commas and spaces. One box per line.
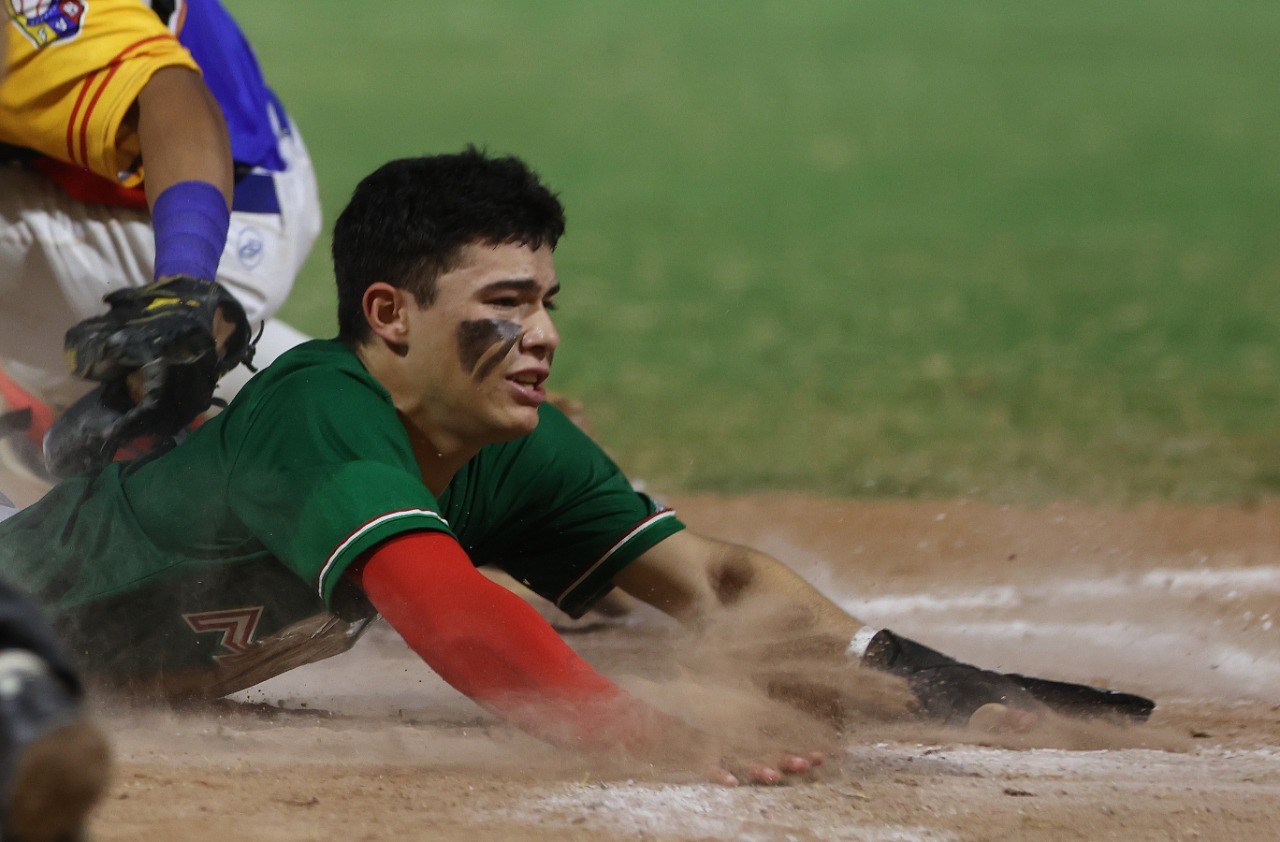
352, 531, 669, 754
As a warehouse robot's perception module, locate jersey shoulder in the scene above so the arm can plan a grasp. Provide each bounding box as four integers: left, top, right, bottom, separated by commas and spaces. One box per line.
2, 0, 197, 178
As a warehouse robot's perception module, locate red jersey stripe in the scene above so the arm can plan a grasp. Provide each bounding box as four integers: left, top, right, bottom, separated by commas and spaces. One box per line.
73, 34, 178, 173
65, 69, 102, 165
77, 63, 123, 169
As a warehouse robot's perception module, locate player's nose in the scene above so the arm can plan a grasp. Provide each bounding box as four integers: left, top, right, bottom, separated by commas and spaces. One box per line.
521, 309, 560, 354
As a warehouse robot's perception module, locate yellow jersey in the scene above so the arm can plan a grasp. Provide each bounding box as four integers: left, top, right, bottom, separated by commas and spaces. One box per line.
1, 0, 198, 185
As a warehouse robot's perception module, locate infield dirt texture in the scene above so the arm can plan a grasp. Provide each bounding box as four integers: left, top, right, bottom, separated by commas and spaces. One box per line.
11, 1, 1280, 838
86, 495, 1280, 840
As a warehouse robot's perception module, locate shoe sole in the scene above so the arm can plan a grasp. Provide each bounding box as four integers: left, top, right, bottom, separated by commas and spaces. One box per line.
6, 718, 112, 842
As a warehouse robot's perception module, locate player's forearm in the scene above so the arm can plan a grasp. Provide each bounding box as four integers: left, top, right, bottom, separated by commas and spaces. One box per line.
619, 531, 865, 651
135, 67, 234, 208
354, 533, 677, 755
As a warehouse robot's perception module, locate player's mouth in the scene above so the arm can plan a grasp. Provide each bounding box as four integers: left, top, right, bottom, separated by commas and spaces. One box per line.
506, 368, 549, 405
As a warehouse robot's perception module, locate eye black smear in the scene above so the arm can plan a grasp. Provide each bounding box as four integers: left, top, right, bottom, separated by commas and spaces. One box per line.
457, 319, 522, 380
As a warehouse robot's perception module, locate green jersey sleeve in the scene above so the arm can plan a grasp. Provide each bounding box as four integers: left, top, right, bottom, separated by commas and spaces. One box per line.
225, 357, 453, 608
442, 405, 685, 618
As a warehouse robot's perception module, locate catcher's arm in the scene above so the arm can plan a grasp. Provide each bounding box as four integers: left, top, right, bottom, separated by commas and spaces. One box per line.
43, 66, 242, 477
133, 66, 234, 209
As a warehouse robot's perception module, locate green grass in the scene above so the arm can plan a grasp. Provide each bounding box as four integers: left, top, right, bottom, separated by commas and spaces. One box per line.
227, 0, 1280, 503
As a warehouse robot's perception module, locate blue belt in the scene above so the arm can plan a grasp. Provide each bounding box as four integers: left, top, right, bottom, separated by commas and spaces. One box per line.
232, 171, 280, 215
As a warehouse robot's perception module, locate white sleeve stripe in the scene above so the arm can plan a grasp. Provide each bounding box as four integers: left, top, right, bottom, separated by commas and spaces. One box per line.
317, 508, 450, 598
555, 509, 679, 609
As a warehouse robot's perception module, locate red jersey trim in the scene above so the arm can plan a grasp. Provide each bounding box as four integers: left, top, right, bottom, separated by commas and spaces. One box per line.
317, 508, 451, 600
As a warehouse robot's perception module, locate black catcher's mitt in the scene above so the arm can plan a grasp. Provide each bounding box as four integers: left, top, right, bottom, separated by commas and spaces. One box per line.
43, 276, 255, 478
862, 628, 1155, 725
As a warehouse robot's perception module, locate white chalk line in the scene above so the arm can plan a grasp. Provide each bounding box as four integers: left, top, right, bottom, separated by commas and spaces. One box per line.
835, 565, 1280, 698
486, 745, 1280, 840
849, 743, 1280, 785
839, 565, 1280, 619
489, 782, 955, 842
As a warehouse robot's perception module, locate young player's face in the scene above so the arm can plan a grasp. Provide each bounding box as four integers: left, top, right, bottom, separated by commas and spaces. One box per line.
404, 241, 561, 443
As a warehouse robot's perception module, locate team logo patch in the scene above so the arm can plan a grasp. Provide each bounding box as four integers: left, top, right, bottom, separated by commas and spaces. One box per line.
236, 226, 265, 270
183, 606, 265, 663
6, 0, 87, 48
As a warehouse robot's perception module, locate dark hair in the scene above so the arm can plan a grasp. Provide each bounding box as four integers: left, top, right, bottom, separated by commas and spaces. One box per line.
332, 148, 566, 344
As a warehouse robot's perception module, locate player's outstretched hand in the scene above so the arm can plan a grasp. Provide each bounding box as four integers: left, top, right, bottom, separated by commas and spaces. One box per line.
655, 720, 825, 787
709, 750, 825, 787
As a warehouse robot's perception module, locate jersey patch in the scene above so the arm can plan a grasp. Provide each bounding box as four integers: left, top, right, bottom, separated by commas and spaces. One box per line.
6, 0, 87, 48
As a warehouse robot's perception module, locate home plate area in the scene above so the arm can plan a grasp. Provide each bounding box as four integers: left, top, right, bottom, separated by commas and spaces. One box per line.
84, 495, 1280, 840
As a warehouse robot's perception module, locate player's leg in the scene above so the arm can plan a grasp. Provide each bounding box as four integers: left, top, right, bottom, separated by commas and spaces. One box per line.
0, 372, 55, 489
0, 168, 154, 485
0, 167, 148, 415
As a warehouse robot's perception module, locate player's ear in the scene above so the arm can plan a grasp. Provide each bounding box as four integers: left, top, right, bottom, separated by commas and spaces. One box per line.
362, 282, 411, 345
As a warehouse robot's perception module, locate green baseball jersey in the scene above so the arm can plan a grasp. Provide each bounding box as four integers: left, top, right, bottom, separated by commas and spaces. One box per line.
0, 341, 683, 697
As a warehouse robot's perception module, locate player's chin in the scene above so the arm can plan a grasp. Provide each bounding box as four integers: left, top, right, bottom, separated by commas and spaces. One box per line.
506, 382, 547, 426
487, 405, 542, 441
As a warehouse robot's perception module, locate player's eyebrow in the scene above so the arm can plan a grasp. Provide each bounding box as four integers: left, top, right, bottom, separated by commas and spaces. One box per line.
480, 279, 560, 297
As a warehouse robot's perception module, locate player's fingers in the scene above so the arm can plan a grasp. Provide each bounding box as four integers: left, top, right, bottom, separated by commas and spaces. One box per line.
708, 767, 740, 787
715, 751, 822, 786
746, 764, 783, 785
777, 754, 812, 775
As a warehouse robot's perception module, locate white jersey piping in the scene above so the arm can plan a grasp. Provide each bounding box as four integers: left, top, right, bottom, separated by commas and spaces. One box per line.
317, 508, 449, 599
556, 509, 679, 609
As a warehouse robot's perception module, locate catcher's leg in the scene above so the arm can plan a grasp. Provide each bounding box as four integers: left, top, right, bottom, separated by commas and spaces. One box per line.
0, 166, 158, 412
0, 371, 54, 454
0, 369, 57, 491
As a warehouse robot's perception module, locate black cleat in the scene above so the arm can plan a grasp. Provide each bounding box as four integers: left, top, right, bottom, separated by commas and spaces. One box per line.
862, 628, 1156, 725
1004, 672, 1155, 722
0, 651, 111, 842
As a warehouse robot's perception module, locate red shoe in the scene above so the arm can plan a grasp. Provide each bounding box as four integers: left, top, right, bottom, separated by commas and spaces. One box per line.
0, 368, 54, 451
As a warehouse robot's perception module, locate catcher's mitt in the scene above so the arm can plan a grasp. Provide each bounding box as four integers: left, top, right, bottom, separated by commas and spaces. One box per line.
43, 276, 255, 478
862, 628, 1154, 724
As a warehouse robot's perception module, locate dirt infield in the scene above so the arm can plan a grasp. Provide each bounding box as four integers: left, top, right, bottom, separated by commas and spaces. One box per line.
66, 493, 1279, 841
